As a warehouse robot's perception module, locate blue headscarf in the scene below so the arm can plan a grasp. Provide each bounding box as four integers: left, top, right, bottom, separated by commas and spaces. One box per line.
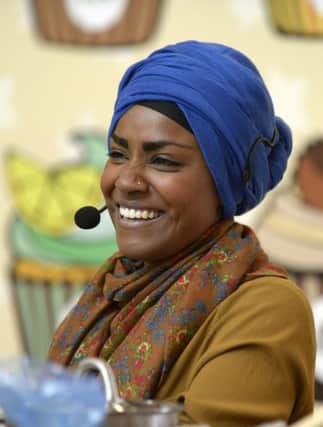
107, 40, 292, 218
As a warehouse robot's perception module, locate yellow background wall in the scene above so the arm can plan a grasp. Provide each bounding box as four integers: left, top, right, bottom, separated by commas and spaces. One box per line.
1, 0, 323, 356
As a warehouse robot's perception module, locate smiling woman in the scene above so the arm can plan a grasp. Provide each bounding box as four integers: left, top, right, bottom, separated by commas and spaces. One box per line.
48, 41, 316, 427
102, 104, 220, 262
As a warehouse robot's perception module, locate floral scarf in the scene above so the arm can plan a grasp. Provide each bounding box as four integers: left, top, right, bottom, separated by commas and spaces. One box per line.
48, 219, 287, 399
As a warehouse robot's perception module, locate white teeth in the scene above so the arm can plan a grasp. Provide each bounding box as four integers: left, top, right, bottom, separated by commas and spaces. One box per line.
119, 206, 160, 220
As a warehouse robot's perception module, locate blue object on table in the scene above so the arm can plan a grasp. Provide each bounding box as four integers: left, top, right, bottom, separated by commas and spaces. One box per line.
0, 357, 106, 427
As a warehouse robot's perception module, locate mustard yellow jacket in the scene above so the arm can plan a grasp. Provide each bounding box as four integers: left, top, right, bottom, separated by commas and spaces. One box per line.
156, 276, 316, 427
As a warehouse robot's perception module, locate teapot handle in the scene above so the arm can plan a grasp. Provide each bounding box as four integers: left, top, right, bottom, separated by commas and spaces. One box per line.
77, 358, 121, 403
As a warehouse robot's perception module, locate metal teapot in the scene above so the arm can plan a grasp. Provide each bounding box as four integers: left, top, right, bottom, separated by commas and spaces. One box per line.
77, 358, 182, 427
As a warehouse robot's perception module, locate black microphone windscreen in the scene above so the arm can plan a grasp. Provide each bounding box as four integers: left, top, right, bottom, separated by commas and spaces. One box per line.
74, 206, 101, 229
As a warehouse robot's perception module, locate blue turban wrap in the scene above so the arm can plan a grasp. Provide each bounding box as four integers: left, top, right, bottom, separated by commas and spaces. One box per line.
107, 40, 292, 218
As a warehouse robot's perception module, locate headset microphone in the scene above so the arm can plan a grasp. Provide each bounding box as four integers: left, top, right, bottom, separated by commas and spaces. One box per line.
74, 205, 107, 229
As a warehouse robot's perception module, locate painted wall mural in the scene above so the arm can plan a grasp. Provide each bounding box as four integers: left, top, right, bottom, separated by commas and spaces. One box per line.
4, 131, 117, 359
1, 0, 323, 402
31, 0, 162, 45
267, 0, 323, 36
256, 138, 323, 399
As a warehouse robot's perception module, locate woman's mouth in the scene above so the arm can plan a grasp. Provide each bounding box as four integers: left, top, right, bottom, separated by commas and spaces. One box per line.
118, 205, 163, 221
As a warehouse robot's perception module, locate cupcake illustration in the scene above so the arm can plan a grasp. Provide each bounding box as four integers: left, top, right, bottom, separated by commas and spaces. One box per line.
267, 0, 323, 36
4, 131, 117, 360
31, 0, 161, 45
256, 138, 323, 399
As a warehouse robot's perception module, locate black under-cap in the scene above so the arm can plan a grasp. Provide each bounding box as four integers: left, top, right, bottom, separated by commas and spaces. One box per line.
137, 100, 193, 134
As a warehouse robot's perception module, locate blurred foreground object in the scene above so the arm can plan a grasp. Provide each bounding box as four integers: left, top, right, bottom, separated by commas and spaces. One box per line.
292, 403, 323, 426
0, 357, 105, 427
77, 358, 182, 427
31, 0, 161, 45
267, 0, 323, 36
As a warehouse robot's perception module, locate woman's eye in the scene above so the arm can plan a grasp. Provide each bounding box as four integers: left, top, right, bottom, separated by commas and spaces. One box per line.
108, 150, 128, 162
151, 156, 182, 168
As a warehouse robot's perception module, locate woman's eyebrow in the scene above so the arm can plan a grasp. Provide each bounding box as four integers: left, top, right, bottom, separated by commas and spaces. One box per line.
142, 141, 195, 151
111, 133, 194, 151
111, 133, 128, 148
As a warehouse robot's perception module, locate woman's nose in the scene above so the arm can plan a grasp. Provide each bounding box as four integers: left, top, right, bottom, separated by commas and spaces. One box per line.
115, 162, 148, 193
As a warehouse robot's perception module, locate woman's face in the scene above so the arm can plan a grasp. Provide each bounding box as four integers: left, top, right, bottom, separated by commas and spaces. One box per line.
101, 105, 221, 263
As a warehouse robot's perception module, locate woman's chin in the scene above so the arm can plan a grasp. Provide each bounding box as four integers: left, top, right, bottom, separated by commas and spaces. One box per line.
118, 247, 156, 263
117, 239, 149, 261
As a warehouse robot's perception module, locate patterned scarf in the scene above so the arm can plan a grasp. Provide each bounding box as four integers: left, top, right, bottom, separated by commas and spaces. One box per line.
48, 219, 287, 399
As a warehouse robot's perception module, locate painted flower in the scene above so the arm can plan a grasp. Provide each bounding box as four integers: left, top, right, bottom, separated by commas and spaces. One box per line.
134, 358, 144, 369
137, 341, 151, 357
135, 375, 147, 386
176, 329, 187, 344
89, 335, 101, 350
119, 370, 131, 385
84, 282, 94, 294
227, 277, 238, 288
123, 385, 135, 400
215, 250, 229, 263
